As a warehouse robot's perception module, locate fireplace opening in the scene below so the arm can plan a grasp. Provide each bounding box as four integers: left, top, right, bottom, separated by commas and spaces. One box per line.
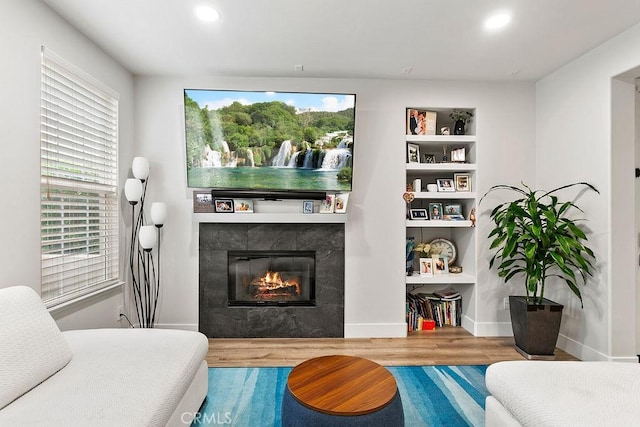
228, 251, 316, 306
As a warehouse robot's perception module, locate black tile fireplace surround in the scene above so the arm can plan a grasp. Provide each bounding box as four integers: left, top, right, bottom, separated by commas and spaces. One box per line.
199, 223, 345, 338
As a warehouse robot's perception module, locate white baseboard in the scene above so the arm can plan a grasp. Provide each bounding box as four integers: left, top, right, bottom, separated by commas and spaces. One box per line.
344, 322, 407, 338
473, 321, 513, 337
556, 333, 638, 362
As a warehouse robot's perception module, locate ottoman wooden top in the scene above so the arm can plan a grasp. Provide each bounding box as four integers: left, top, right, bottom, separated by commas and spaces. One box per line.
286, 355, 398, 416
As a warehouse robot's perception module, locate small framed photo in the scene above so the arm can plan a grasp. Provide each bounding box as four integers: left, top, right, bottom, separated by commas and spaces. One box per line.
302, 200, 314, 214
454, 173, 471, 192
319, 194, 335, 213
433, 256, 449, 274
409, 208, 428, 220
419, 258, 434, 276
406, 109, 437, 135
451, 147, 466, 162
428, 203, 443, 220
214, 199, 234, 213
422, 153, 437, 164
407, 143, 420, 164
443, 203, 464, 220
334, 193, 350, 214
436, 178, 455, 192
193, 190, 215, 213
233, 199, 254, 213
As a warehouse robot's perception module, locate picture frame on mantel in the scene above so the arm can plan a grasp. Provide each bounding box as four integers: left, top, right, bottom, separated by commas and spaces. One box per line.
193, 190, 215, 213
334, 193, 350, 214
233, 199, 254, 213
214, 199, 234, 213
319, 194, 335, 213
302, 200, 313, 214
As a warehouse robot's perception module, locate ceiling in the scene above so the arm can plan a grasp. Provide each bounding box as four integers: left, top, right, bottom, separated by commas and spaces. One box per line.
41, 0, 640, 81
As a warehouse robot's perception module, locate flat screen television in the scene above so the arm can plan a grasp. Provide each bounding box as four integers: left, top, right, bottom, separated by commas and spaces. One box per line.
183, 89, 356, 198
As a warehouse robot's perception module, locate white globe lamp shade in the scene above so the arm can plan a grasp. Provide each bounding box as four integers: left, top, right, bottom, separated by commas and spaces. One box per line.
124, 179, 143, 204
138, 225, 157, 251
132, 157, 150, 180
150, 202, 168, 227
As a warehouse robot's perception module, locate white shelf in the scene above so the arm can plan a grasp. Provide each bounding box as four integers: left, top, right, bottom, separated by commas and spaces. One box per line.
406, 163, 476, 172
406, 220, 473, 228
406, 135, 476, 144
194, 213, 347, 223
410, 191, 476, 200
405, 273, 476, 285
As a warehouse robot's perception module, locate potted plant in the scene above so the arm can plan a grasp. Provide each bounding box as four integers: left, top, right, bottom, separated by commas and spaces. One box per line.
480, 182, 598, 358
449, 110, 473, 135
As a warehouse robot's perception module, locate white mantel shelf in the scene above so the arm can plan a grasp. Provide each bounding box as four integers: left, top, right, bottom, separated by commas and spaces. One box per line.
194, 213, 347, 223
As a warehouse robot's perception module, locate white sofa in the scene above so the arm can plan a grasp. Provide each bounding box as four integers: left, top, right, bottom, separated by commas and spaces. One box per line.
485, 360, 640, 426
0, 286, 209, 426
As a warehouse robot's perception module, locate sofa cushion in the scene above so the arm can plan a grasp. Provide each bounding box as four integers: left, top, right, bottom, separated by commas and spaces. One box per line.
486, 360, 640, 426
0, 286, 72, 410
0, 328, 209, 426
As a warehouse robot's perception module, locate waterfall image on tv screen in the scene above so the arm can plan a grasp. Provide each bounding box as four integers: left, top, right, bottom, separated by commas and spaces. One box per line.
183, 89, 356, 192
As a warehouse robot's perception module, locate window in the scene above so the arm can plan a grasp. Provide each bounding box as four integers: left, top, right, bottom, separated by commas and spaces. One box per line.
40, 47, 119, 307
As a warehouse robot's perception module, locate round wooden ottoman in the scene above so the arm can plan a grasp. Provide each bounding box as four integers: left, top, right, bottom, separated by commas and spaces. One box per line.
281, 355, 404, 426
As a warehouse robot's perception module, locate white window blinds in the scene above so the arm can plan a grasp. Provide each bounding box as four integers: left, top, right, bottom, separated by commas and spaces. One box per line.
40, 47, 120, 307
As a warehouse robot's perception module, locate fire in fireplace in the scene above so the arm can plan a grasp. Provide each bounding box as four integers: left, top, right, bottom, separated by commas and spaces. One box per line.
228, 251, 316, 306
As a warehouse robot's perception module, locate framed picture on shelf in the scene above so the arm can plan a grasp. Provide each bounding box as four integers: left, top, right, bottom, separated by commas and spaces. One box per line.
214, 199, 234, 213
334, 193, 350, 213
443, 203, 464, 220
233, 199, 254, 213
319, 194, 336, 213
406, 109, 437, 135
409, 208, 428, 220
193, 190, 215, 213
407, 143, 420, 164
454, 173, 471, 192
302, 200, 313, 214
451, 147, 466, 162
428, 203, 443, 220
436, 178, 455, 192
433, 256, 449, 274
422, 153, 437, 164
419, 258, 434, 276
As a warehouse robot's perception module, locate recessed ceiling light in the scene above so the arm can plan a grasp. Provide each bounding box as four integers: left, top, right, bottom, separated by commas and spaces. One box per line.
195, 5, 220, 22
484, 12, 511, 30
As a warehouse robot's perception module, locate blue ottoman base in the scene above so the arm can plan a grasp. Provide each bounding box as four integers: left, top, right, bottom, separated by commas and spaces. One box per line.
281, 385, 404, 427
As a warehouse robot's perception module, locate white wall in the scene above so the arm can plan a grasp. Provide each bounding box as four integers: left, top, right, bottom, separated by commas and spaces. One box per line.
0, 0, 134, 329
536, 23, 640, 361
133, 75, 535, 336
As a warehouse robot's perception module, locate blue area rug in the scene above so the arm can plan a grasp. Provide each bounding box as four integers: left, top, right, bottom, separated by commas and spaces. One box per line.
193, 365, 488, 426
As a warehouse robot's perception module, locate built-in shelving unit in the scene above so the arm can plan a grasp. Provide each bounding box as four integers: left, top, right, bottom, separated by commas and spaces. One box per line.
404, 107, 477, 333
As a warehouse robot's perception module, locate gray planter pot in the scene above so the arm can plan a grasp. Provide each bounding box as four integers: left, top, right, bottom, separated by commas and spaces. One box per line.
509, 296, 564, 359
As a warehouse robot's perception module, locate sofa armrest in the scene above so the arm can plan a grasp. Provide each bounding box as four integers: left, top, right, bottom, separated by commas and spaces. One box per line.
0, 286, 72, 409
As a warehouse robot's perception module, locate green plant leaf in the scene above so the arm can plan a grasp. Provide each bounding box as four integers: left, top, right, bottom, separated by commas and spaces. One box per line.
564, 278, 584, 308
502, 238, 517, 259
490, 234, 507, 250
567, 223, 587, 240
524, 242, 536, 260
556, 235, 571, 254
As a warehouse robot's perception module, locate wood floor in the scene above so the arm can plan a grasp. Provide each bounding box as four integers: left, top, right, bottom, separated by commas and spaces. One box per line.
206, 327, 578, 367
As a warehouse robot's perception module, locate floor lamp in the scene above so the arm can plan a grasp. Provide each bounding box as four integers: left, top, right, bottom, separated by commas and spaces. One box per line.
124, 157, 168, 328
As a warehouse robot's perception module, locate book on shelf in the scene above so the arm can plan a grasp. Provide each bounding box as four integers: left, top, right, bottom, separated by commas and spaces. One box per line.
406, 292, 462, 330
432, 286, 461, 300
